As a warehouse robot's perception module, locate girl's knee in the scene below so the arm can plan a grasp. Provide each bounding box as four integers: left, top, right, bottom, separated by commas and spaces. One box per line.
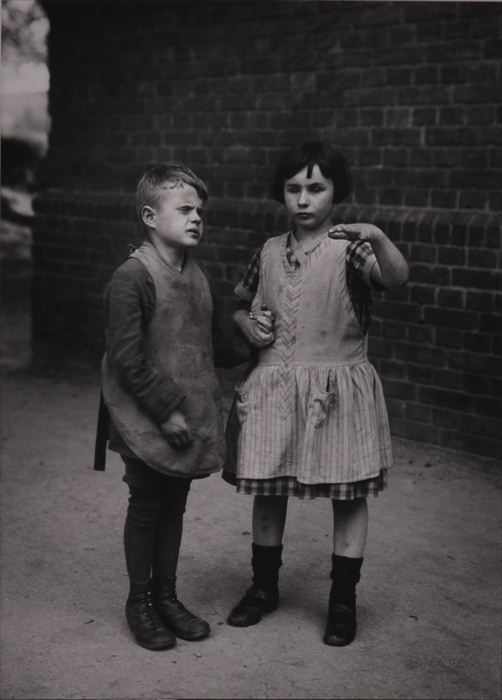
332, 497, 367, 514
255, 495, 287, 511
333, 496, 366, 505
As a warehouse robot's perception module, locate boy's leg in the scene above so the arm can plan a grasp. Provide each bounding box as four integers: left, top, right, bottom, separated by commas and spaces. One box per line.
324, 497, 367, 646
227, 495, 287, 627
123, 458, 176, 650
152, 477, 210, 641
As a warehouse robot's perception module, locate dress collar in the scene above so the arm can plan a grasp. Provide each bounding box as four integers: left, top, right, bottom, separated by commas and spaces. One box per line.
284, 227, 337, 269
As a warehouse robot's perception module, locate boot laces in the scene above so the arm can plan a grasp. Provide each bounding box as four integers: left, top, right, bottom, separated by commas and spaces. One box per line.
139, 592, 165, 631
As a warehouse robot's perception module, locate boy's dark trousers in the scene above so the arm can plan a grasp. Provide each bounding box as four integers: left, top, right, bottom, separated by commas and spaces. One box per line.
122, 457, 210, 648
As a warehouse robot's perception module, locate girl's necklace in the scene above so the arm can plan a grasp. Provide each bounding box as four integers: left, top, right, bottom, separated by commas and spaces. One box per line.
294, 229, 329, 255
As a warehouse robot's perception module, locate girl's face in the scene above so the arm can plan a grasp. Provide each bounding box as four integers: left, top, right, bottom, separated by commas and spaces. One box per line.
284, 164, 334, 235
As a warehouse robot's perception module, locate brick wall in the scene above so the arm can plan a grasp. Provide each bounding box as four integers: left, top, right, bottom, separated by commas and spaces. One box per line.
35, 1, 502, 458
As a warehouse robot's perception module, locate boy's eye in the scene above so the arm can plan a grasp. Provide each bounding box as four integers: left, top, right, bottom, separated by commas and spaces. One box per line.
179, 207, 192, 213
308, 184, 325, 193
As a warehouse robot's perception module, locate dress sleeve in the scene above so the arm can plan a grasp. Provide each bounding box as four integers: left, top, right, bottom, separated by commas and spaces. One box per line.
346, 240, 379, 288
234, 247, 262, 303
104, 258, 186, 425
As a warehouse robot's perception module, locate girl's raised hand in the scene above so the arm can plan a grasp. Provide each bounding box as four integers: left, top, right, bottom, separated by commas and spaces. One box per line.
328, 223, 383, 242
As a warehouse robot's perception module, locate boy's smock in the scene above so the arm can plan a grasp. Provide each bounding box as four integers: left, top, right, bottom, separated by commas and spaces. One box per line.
102, 241, 225, 478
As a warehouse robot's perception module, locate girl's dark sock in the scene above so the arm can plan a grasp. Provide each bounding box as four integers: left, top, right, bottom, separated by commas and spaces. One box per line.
252, 542, 283, 590
331, 554, 363, 606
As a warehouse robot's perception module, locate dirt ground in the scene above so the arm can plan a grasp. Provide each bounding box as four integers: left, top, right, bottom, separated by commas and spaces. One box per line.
1, 363, 501, 700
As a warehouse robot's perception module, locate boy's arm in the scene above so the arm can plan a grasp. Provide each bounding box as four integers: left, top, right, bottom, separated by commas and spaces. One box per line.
211, 293, 252, 368
105, 259, 186, 426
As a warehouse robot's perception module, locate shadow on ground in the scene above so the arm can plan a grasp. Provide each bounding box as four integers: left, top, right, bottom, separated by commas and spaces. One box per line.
1, 362, 501, 699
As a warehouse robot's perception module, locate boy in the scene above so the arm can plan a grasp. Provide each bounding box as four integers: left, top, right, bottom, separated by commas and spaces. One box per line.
100, 163, 226, 651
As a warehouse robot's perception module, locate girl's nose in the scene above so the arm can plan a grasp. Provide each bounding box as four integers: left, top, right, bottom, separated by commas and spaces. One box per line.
298, 189, 309, 206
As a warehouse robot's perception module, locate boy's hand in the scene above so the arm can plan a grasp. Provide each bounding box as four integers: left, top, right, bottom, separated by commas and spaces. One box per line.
160, 410, 193, 450
328, 223, 384, 243
242, 308, 275, 348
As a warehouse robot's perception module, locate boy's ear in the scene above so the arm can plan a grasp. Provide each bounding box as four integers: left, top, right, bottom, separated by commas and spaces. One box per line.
141, 205, 156, 230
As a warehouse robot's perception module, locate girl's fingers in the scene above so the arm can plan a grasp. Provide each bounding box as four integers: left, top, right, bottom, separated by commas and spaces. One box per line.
256, 319, 273, 332
330, 232, 366, 242
255, 328, 274, 345
329, 227, 361, 241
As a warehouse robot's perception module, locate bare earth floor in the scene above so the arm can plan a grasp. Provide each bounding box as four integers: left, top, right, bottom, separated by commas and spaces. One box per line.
1, 368, 501, 700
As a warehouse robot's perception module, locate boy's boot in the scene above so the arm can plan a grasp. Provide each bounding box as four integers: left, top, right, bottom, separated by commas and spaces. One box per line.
323, 554, 363, 646
125, 585, 177, 651
153, 577, 210, 641
227, 543, 282, 627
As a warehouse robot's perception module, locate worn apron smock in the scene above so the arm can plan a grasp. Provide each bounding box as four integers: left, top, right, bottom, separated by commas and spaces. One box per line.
102, 242, 225, 478
226, 233, 392, 494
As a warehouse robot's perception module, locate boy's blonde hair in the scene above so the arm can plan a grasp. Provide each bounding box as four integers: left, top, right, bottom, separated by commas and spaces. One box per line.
136, 162, 208, 225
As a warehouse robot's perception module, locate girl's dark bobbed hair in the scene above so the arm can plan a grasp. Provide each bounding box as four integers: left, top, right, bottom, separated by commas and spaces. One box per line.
271, 140, 352, 204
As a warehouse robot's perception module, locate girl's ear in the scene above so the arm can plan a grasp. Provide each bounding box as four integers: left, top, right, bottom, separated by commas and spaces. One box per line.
141, 205, 156, 230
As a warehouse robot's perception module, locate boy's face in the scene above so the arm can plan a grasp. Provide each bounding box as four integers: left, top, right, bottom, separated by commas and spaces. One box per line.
143, 181, 204, 250
284, 164, 334, 233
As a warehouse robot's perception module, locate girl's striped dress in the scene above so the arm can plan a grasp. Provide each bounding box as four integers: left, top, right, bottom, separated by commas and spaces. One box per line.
224, 229, 392, 499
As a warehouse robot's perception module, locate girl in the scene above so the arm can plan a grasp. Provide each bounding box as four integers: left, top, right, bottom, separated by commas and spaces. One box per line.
223, 140, 408, 646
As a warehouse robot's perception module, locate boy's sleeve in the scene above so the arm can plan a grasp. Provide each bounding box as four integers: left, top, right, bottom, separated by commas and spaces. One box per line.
210, 289, 257, 368
104, 258, 186, 425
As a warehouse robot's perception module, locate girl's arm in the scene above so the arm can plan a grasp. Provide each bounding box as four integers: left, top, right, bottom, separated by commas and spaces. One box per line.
330, 223, 409, 288
234, 306, 275, 348
233, 245, 275, 348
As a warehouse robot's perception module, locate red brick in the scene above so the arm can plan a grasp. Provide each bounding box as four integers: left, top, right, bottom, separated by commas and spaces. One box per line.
437, 289, 465, 309
438, 246, 466, 266
468, 249, 498, 269
466, 291, 495, 312
411, 244, 437, 264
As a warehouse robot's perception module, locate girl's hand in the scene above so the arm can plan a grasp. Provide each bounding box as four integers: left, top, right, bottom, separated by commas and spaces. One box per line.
328, 223, 384, 243
237, 308, 275, 348
330, 223, 408, 287
160, 410, 193, 450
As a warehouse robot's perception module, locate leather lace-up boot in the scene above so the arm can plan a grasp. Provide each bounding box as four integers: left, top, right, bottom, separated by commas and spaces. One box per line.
154, 578, 210, 641
125, 589, 176, 651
